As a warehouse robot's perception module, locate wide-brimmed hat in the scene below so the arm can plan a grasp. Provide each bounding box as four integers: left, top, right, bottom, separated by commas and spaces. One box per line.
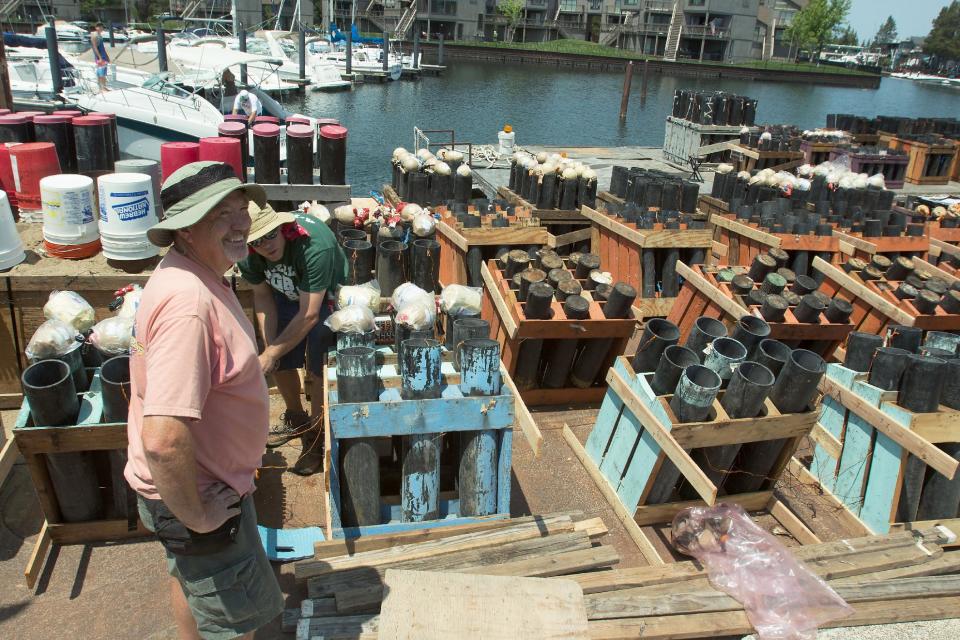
148, 161, 266, 247
247, 201, 296, 243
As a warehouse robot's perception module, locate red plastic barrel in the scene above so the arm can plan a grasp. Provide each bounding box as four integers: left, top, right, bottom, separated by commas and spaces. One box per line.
160, 142, 200, 181
0, 109, 9, 116
0, 144, 19, 213
285, 116, 310, 126
9, 142, 61, 210
255, 115, 280, 125
34, 114, 72, 124
199, 137, 243, 180
53, 109, 83, 117
16, 111, 45, 120
218, 122, 248, 182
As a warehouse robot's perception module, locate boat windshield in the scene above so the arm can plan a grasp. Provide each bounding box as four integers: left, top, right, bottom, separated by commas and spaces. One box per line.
142, 75, 192, 98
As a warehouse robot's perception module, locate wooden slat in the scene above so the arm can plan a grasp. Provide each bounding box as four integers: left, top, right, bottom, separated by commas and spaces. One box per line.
561, 425, 665, 565
708, 214, 780, 247
24, 521, 50, 589
500, 362, 543, 456
547, 227, 593, 249
820, 375, 959, 479
814, 256, 915, 327
766, 497, 822, 545
788, 457, 874, 536
480, 261, 518, 339
675, 261, 747, 321
606, 368, 718, 506
810, 421, 843, 461
633, 491, 771, 526
258, 183, 351, 202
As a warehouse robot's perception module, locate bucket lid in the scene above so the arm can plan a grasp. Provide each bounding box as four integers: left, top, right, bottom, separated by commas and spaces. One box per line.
315, 118, 340, 126
200, 136, 240, 147
0, 114, 30, 124
287, 124, 313, 138
320, 125, 347, 139
161, 141, 200, 151
33, 114, 72, 124
252, 123, 280, 137
285, 116, 310, 125
98, 171, 152, 187
53, 110, 82, 115
73, 115, 111, 126
9, 142, 56, 156
255, 115, 280, 123
40, 173, 94, 189
89, 111, 117, 121
218, 122, 246, 134
16, 111, 45, 120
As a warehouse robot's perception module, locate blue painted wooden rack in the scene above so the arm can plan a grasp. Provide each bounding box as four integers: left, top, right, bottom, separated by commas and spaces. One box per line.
323, 352, 514, 539
810, 363, 960, 534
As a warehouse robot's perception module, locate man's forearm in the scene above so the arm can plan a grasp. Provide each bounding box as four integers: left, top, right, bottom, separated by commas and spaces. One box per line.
142, 416, 206, 526
266, 313, 318, 359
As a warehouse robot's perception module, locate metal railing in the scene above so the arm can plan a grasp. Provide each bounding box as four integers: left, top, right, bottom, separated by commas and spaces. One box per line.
682, 24, 729, 39
644, 0, 673, 11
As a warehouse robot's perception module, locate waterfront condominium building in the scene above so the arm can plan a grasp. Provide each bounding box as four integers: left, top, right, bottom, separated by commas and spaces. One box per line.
352, 0, 806, 63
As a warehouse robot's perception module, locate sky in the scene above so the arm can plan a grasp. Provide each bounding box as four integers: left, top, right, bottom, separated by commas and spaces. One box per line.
846, 0, 948, 40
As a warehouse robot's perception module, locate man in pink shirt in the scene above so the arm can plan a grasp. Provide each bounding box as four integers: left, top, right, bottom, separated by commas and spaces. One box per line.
125, 161, 283, 639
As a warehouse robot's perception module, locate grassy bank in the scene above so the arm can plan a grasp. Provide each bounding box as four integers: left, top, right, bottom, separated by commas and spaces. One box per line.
448, 39, 875, 76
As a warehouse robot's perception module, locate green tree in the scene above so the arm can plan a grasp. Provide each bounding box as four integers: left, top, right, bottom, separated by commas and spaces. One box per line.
834, 25, 858, 46
924, 1, 960, 60
784, 0, 852, 59
497, 0, 524, 43
874, 16, 898, 44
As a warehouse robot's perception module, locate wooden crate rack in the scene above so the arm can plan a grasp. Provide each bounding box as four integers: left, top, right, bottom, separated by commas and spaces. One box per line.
816, 257, 960, 347
495, 186, 589, 224
323, 350, 541, 540
709, 214, 846, 270
582, 205, 712, 318
888, 137, 958, 186
479, 259, 639, 407
565, 355, 818, 564
663, 117, 752, 166
13, 369, 150, 588
667, 262, 854, 360
728, 143, 805, 173
808, 363, 960, 536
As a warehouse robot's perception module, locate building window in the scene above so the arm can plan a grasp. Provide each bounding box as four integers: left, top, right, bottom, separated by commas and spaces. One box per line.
688, 0, 705, 6
622, 0, 639, 5
559, 0, 577, 11
589, 0, 602, 9
431, 0, 458, 14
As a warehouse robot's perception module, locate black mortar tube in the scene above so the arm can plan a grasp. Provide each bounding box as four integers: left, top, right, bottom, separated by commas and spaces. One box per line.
747, 253, 777, 281
22, 359, 78, 427
825, 297, 854, 323
844, 332, 883, 372
576, 253, 601, 279
650, 345, 699, 396
569, 284, 637, 388
703, 337, 748, 388
769, 348, 825, 413
513, 282, 553, 390
794, 294, 826, 323
868, 347, 912, 390
631, 318, 680, 373
541, 296, 590, 388
730, 315, 771, 358
445, 309, 480, 349
451, 318, 490, 371
337, 330, 376, 351
642, 250, 657, 297
685, 316, 727, 363
887, 325, 923, 353
100, 355, 131, 423
519, 269, 547, 302
755, 338, 792, 378
344, 239, 374, 285
661, 249, 680, 297
898, 355, 947, 414
411, 239, 441, 294
376, 240, 406, 297
760, 295, 789, 322
337, 347, 379, 403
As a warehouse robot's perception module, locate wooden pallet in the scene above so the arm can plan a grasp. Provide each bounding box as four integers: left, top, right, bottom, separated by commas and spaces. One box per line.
816, 257, 960, 342
888, 137, 959, 186
323, 350, 540, 539
728, 143, 804, 172
13, 368, 150, 588
568, 355, 818, 564
668, 262, 854, 359
809, 363, 960, 536
709, 214, 845, 269
663, 117, 751, 166
696, 195, 730, 217
830, 147, 909, 189
479, 260, 639, 407
582, 206, 712, 318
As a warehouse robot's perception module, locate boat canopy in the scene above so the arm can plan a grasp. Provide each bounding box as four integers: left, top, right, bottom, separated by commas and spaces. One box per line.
3, 32, 75, 85
328, 23, 383, 46
168, 42, 284, 73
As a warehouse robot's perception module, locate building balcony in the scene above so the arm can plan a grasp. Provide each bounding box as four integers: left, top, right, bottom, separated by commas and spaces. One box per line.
644, 0, 673, 11
682, 24, 729, 39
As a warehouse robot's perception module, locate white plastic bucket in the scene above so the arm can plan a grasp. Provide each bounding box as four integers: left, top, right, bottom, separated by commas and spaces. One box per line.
41, 174, 100, 247
114, 159, 163, 219
0, 190, 25, 270
97, 172, 160, 260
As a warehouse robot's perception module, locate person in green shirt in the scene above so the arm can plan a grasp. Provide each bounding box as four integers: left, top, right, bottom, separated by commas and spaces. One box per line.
239, 203, 347, 475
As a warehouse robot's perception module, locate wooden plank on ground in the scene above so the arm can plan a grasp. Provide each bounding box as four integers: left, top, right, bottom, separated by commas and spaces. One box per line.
377, 570, 589, 639
24, 521, 50, 589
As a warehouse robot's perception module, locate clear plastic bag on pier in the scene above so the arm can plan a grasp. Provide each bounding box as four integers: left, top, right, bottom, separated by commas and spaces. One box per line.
43, 290, 96, 332
671, 503, 853, 640
439, 284, 482, 315
325, 304, 376, 333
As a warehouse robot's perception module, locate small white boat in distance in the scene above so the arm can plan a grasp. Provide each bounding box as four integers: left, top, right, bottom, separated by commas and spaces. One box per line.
307, 38, 402, 81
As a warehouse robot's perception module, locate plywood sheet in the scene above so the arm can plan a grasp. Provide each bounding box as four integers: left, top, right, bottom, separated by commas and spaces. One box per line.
377, 569, 589, 640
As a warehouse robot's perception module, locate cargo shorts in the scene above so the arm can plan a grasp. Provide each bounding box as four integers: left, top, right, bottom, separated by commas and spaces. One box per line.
138, 494, 284, 639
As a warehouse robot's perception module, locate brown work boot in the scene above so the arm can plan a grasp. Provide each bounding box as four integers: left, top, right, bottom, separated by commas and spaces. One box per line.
266, 410, 311, 448
291, 430, 324, 476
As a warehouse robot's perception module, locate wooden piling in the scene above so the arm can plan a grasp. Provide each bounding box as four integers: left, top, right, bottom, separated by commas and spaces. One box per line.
619, 61, 634, 120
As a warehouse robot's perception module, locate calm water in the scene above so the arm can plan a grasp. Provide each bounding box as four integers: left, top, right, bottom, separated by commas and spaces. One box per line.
274, 62, 960, 193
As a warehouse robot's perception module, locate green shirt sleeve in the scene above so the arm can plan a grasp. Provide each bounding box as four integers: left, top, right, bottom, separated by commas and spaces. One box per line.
237, 254, 265, 285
